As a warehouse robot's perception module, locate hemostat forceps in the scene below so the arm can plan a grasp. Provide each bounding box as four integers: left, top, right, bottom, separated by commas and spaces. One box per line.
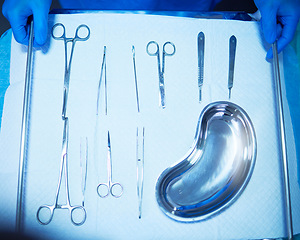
36, 119, 86, 226
146, 41, 175, 108
136, 127, 145, 219
36, 23, 89, 226
51, 23, 90, 119
97, 131, 123, 198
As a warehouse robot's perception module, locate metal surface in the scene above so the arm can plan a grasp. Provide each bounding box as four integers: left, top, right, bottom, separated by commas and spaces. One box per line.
197, 32, 205, 102
156, 101, 256, 222
97, 131, 123, 198
16, 19, 34, 232
146, 41, 175, 108
228, 35, 237, 99
272, 42, 293, 240
136, 127, 145, 219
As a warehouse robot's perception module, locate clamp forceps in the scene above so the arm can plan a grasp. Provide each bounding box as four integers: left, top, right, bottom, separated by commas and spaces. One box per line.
36, 23, 90, 226
51, 23, 90, 119
97, 131, 123, 198
147, 41, 176, 108
36, 118, 86, 226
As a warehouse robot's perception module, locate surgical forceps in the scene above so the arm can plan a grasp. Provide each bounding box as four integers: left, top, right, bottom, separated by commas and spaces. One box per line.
36, 119, 86, 226
97, 132, 123, 198
96, 46, 107, 115
51, 23, 90, 119
146, 41, 176, 108
136, 127, 145, 219
36, 23, 90, 226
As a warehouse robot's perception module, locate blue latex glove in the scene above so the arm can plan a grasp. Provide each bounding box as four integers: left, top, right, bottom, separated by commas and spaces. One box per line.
254, 0, 300, 58
2, 0, 52, 46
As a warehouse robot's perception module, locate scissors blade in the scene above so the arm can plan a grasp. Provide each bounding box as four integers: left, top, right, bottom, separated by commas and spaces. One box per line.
228, 35, 237, 99
198, 32, 205, 102
107, 131, 112, 184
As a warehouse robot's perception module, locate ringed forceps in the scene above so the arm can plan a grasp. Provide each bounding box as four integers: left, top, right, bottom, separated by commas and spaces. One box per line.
97, 132, 123, 198
51, 23, 90, 119
36, 23, 90, 226
146, 41, 175, 108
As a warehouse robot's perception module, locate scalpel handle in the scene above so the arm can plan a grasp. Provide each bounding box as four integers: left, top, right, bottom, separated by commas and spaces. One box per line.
197, 32, 205, 102
228, 35, 237, 99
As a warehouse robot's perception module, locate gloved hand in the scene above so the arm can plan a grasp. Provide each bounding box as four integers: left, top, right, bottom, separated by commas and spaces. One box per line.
2, 0, 52, 46
254, 0, 300, 58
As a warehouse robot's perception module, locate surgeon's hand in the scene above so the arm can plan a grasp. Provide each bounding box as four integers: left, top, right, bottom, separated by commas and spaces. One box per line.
2, 0, 52, 46
254, 0, 300, 58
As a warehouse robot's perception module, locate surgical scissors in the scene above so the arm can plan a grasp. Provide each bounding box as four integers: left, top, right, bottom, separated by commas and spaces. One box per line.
97, 131, 123, 198
51, 23, 90, 119
36, 118, 87, 226
146, 41, 175, 108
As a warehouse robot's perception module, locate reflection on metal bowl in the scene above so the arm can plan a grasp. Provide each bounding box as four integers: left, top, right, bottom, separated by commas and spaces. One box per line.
156, 101, 257, 222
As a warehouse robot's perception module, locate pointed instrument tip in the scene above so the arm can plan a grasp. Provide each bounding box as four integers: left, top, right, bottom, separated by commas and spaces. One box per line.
108, 131, 111, 146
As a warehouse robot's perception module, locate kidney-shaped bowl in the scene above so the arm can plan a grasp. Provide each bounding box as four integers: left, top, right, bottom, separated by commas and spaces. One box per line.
156, 101, 257, 222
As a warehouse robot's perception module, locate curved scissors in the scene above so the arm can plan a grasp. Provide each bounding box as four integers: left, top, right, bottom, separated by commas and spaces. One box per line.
146, 41, 176, 108
36, 118, 87, 226
51, 23, 90, 119
97, 132, 123, 198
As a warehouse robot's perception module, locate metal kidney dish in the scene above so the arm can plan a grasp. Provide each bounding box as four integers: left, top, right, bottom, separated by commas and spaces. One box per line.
156, 101, 257, 222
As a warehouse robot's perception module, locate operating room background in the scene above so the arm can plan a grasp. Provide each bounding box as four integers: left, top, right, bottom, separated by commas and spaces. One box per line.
0, 0, 257, 37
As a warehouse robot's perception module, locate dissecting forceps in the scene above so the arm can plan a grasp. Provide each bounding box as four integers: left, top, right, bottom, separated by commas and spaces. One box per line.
96, 46, 108, 115
97, 131, 123, 198
136, 127, 145, 219
132, 46, 140, 112
228, 35, 237, 99
146, 41, 176, 108
36, 23, 90, 226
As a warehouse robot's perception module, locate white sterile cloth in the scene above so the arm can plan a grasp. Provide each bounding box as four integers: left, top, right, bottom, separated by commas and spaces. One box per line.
0, 13, 299, 240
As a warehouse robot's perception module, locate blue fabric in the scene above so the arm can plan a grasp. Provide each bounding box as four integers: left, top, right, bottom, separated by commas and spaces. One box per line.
0, 29, 11, 131
58, 0, 222, 11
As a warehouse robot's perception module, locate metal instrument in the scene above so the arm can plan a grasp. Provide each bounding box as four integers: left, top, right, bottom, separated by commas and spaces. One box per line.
80, 137, 88, 207
97, 131, 123, 198
272, 42, 293, 240
37, 119, 86, 226
96, 46, 107, 115
228, 35, 237, 99
16, 19, 34, 232
136, 127, 145, 219
36, 23, 90, 226
146, 41, 176, 108
197, 32, 205, 102
51, 23, 90, 119
132, 46, 140, 112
